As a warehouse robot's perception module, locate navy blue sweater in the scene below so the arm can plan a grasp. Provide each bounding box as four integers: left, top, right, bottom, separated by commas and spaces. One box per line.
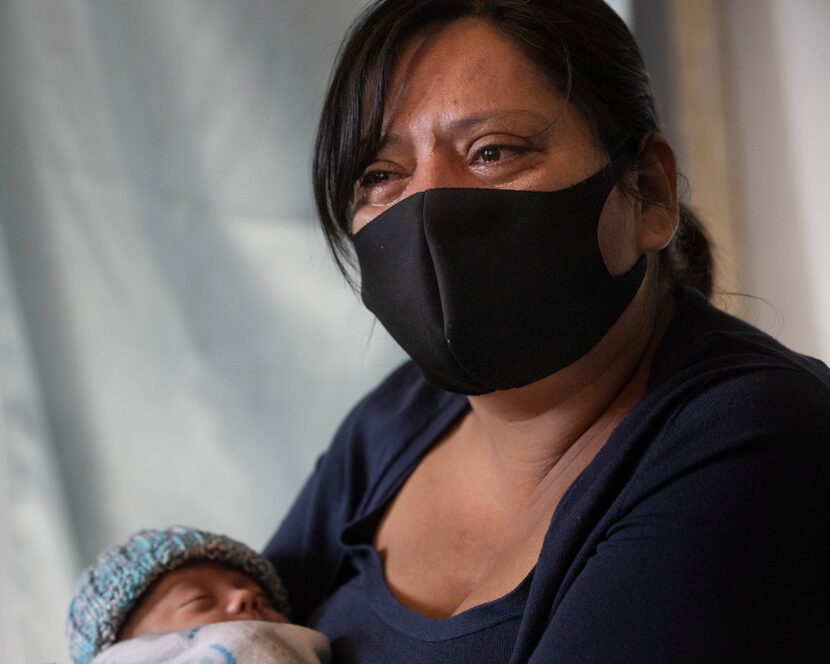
264, 289, 830, 663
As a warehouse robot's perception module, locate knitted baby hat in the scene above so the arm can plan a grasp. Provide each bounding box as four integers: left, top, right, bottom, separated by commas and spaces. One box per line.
66, 526, 291, 664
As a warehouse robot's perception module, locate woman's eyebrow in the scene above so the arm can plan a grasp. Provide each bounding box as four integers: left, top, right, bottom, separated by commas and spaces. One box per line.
445, 109, 553, 134
375, 132, 408, 154
374, 109, 555, 152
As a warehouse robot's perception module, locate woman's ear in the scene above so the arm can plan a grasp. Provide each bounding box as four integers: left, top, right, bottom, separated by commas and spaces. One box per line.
634, 133, 679, 252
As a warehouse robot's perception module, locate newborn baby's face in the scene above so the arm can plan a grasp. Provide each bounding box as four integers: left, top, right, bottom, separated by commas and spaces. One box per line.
118, 561, 288, 639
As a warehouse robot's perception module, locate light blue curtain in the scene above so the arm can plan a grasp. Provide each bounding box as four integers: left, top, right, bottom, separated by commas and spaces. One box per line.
0, 209, 79, 661
0, 1, 404, 660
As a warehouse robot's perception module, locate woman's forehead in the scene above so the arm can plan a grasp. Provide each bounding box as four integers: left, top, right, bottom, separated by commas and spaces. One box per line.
380, 18, 565, 136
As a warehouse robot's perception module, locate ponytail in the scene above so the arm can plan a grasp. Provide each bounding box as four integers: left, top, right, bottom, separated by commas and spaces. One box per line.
661, 202, 714, 297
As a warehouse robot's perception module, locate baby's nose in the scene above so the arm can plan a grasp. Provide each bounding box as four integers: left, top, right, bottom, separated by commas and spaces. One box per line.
226, 587, 262, 615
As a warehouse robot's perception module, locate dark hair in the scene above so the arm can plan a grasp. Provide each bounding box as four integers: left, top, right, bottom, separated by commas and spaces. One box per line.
312, 0, 713, 296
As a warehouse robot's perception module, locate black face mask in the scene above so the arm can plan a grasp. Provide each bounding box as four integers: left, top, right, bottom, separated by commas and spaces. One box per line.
352, 151, 646, 395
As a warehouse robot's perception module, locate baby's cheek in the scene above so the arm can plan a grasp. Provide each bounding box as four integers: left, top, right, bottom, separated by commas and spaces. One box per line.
262, 607, 289, 624
177, 610, 228, 630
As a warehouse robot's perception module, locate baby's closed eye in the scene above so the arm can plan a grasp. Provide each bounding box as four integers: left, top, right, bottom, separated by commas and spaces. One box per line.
178, 594, 214, 609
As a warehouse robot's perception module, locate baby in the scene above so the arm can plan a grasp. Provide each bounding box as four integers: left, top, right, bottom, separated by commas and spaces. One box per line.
66, 526, 330, 664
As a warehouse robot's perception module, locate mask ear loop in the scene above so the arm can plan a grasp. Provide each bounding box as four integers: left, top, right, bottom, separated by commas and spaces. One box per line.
595, 139, 650, 283
604, 139, 641, 191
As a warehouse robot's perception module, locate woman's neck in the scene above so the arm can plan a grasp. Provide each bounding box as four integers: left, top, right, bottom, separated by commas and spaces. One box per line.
459, 280, 675, 510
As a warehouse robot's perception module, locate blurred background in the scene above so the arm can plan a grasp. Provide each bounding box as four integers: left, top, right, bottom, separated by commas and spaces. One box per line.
0, 0, 827, 660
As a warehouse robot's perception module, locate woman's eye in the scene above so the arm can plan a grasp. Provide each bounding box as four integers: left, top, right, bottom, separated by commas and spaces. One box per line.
479, 145, 503, 163
355, 167, 407, 207
472, 144, 527, 166
359, 170, 394, 188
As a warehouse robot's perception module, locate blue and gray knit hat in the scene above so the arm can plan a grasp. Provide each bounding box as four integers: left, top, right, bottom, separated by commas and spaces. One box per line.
66, 526, 290, 664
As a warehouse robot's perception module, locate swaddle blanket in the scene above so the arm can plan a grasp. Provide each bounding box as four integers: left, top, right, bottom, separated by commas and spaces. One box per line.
90, 620, 331, 664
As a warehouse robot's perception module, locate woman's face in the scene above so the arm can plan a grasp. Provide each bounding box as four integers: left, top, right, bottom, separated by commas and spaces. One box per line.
351, 19, 610, 234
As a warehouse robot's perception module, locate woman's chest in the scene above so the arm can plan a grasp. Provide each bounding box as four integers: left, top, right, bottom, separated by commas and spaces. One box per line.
310, 572, 523, 664
370, 408, 614, 618
372, 446, 557, 617
376, 514, 546, 618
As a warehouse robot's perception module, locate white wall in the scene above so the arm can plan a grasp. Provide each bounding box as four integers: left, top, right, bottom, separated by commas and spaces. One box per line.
725, 0, 830, 360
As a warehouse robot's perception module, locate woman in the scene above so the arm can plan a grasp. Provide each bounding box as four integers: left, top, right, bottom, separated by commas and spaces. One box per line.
265, 1, 830, 661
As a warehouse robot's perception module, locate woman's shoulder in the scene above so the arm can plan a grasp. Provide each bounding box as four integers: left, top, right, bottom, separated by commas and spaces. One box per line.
645, 360, 830, 465
263, 362, 460, 621
650, 287, 830, 396
315, 360, 463, 499
624, 288, 830, 498
332, 359, 459, 446
348, 360, 454, 427
618, 290, 830, 512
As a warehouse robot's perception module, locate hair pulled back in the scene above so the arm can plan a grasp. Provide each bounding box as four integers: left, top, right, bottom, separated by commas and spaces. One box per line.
313, 0, 713, 297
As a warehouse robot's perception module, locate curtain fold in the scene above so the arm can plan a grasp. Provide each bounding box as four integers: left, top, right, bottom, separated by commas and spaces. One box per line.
0, 214, 79, 663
